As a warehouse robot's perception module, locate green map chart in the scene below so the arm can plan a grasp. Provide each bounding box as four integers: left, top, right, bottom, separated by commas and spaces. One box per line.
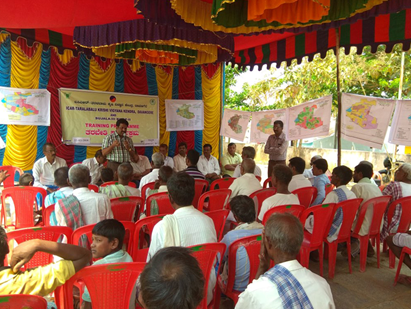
294, 105, 323, 130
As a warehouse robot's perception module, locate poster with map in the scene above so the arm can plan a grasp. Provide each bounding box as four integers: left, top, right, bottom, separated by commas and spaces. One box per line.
220, 109, 251, 141
341, 93, 395, 148
250, 109, 288, 143
0, 86, 50, 126
287, 95, 332, 140
389, 100, 411, 146
165, 99, 204, 131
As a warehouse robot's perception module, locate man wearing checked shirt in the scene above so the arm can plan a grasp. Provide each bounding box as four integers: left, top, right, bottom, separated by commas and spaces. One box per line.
102, 118, 137, 179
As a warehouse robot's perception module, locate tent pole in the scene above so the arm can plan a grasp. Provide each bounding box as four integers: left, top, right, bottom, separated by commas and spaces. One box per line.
335, 28, 342, 166
394, 51, 406, 161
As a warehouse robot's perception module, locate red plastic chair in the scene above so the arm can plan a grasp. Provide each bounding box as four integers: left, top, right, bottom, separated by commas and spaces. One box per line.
255, 175, 262, 182
324, 183, 334, 196
42, 204, 55, 226
351, 195, 392, 272
209, 178, 235, 190
88, 184, 99, 192
324, 199, 362, 279
379, 185, 385, 192
198, 189, 231, 212
263, 177, 272, 188
141, 181, 156, 202
189, 243, 226, 309
100, 181, 136, 188
394, 246, 411, 286
56, 262, 145, 309
194, 179, 209, 208
132, 215, 164, 262
205, 209, 230, 241
249, 188, 277, 219
1, 186, 47, 229
0, 165, 23, 188
218, 234, 262, 305
386, 196, 411, 268
6, 226, 72, 270
145, 192, 175, 217
299, 203, 335, 276
262, 204, 305, 225
110, 196, 143, 222
292, 187, 318, 209
0, 294, 47, 309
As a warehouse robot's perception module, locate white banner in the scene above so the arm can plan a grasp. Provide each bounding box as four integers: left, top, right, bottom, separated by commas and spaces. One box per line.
341, 93, 395, 148
287, 95, 332, 140
165, 99, 204, 131
389, 100, 411, 146
0, 86, 50, 126
220, 109, 251, 141
250, 109, 288, 143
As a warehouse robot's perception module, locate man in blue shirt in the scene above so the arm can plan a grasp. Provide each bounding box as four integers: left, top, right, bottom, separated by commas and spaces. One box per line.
311, 158, 331, 206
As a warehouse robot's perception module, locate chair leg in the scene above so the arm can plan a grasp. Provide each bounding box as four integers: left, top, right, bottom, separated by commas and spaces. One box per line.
213, 282, 222, 309
394, 250, 406, 286
359, 236, 370, 273
375, 236, 381, 268
346, 240, 352, 274
319, 245, 324, 277
299, 248, 309, 269
389, 249, 396, 269
327, 242, 337, 279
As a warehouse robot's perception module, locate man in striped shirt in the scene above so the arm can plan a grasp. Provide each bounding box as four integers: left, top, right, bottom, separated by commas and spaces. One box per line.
184, 150, 205, 180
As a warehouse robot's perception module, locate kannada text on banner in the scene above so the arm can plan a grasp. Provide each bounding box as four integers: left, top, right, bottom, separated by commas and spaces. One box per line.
59, 88, 159, 146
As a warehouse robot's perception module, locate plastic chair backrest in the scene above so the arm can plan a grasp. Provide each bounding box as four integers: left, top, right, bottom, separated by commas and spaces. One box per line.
145, 192, 174, 217
262, 205, 305, 225
324, 183, 334, 196
88, 184, 99, 192
255, 175, 262, 182
249, 188, 277, 217
1, 186, 47, 228
198, 189, 231, 212
386, 196, 411, 233
141, 181, 156, 202
263, 177, 272, 188
225, 234, 262, 294
205, 209, 230, 241
193, 179, 208, 208
352, 195, 392, 236
100, 181, 136, 188
189, 243, 226, 309
6, 226, 72, 270
209, 178, 235, 190
42, 204, 55, 226
300, 203, 335, 247
110, 196, 143, 221
379, 185, 385, 192
57, 262, 145, 309
325, 199, 362, 241
0, 294, 47, 309
0, 166, 23, 188
132, 215, 164, 262
291, 187, 318, 209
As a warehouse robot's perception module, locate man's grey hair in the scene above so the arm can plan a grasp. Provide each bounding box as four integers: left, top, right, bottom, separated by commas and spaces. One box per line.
152, 152, 165, 168
311, 155, 322, 162
118, 163, 134, 181
400, 163, 411, 181
241, 158, 256, 174
69, 164, 90, 187
242, 146, 256, 159
265, 213, 303, 256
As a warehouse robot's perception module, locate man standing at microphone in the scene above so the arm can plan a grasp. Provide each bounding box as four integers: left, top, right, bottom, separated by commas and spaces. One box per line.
102, 118, 137, 178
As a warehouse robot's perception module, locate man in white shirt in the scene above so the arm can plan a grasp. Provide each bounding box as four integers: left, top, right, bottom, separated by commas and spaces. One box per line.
33, 143, 67, 193
139, 152, 164, 190
288, 157, 312, 192
236, 213, 335, 309
232, 146, 261, 178
148, 172, 217, 304
159, 143, 174, 169
197, 144, 221, 183
82, 149, 106, 185
55, 164, 113, 226
173, 142, 188, 172
229, 159, 262, 201
130, 154, 151, 185
99, 163, 141, 198
258, 165, 300, 222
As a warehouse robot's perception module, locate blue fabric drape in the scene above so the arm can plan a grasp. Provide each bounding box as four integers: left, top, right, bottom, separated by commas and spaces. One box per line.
0, 37, 11, 165
194, 66, 203, 154
115, 60, 124, 93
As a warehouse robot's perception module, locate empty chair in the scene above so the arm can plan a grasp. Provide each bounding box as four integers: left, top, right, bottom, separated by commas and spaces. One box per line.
263, 177, 272, 188
205, 209, 230, 241
210, 178, 235, 190
145, 192, 174, 217
262, 204, 305, 225
193, 179, 208, 208
0, 294, 47, 309
132, 215, 164, 262
110, 196, 143, 221
198, 189, 231, 212
292, 187, 318, 209
0, 165, 23, 188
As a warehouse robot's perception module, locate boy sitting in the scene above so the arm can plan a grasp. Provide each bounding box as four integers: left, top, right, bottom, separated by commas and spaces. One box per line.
81, 219, 134, 309
310, 158, 331, 206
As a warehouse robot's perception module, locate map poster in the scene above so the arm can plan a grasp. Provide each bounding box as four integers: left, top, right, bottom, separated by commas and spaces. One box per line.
0, 86, 50, 126
341, 93, 395, 149
389, 100, 411, 146
287, 95, 332, 141
250, 109, 288, 143
220, 109, 251, 141
165, 99, 204, 131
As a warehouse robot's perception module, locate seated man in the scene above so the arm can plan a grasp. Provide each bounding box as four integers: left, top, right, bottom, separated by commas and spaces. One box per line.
221, 142, 242, 177
183, 150, 205, 180
130, 154, 151, 185
33, 143, 67, 193
100, 163, 141, 198
100, 167, 114, 183
232, 146, 261, 178
139, 152, 164, 190
229, 159, 262, 201
173, 142, 188, 172
54, 164, 113, 229
81, 219, 134, 309
235, 213, 335, 309
359, 160, 378, 186
138, 247, 204, 309
288, 157, 312, 192
258, 165, 299, 222
159, 143, 174, 169
146, 166, 174, 216
386, 232, 411, 286
82, 149, 107, 185
310, 158, 331, 206
0, 226, 91, 295
197, 144, 221, 183
148, 172, 217, 304
220, 196, 263, 292
303, 155, 322, 184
